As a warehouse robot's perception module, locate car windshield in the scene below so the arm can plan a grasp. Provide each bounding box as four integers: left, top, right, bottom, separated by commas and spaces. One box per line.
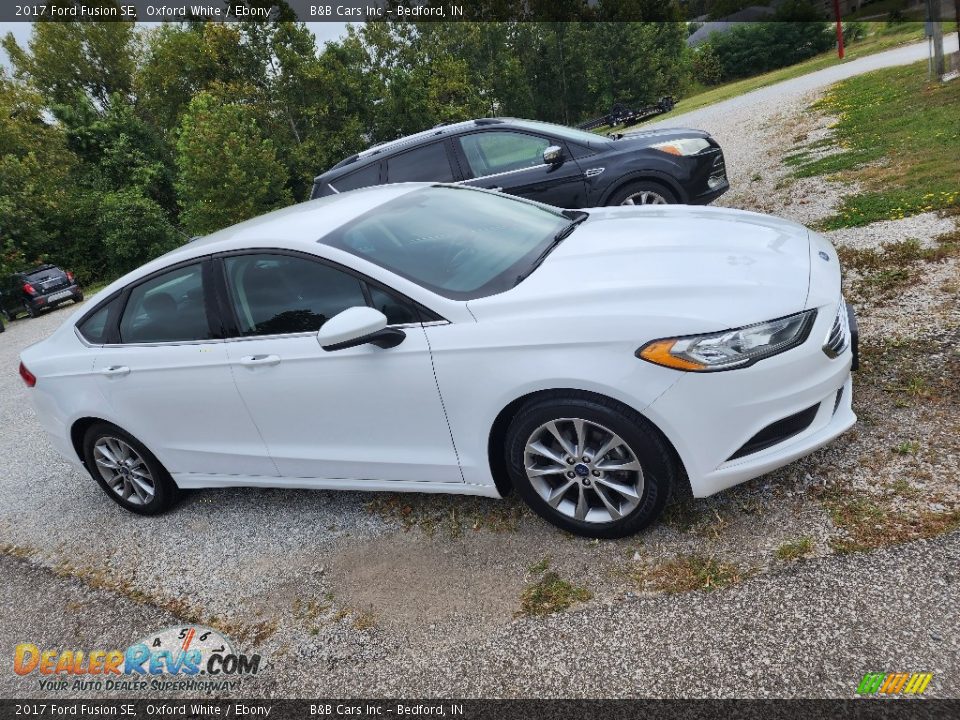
510, 119, 611, 146
321, 186, 574, 300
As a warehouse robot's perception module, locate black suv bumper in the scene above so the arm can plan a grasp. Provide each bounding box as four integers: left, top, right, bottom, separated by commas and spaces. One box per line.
26, 284, 83, 312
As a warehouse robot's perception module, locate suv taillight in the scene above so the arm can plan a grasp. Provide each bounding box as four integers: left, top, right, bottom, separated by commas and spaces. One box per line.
19, 362, 36, 388
23, 282, 36, 295
66, 271, 74, 282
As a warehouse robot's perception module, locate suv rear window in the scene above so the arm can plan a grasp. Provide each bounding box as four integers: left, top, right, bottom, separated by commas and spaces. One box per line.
386, 143, 455, 183
332, 162, 381, 192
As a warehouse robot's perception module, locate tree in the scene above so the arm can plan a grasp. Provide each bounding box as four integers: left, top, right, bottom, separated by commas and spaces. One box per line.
175, 92, 291, 235
0, 72, 77, 279
1, 21, 138, 113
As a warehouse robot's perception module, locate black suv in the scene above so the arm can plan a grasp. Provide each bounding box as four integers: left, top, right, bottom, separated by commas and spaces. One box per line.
311, 118, 727, 208
0, 264, 83, 320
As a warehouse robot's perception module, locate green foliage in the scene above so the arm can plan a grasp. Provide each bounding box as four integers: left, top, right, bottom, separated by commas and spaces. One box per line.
691, 44, 723, 86
792, 61, 960, 229
702, 21, 834, 82
175, 93, 291, 235
97, 191, 181, 277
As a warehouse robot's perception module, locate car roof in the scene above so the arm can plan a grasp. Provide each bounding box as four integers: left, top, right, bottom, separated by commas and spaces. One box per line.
183, 184, 421, 255
319, 118, 512, 180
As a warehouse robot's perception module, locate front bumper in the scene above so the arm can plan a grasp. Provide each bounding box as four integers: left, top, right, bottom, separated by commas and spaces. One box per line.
643, 302, 857, 498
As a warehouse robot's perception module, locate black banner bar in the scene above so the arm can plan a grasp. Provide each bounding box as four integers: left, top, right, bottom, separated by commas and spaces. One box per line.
0, 0, 876, 23
3, 700, 960, 720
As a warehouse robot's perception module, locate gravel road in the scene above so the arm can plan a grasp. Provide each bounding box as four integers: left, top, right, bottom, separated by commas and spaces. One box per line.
2, 38, 958, 700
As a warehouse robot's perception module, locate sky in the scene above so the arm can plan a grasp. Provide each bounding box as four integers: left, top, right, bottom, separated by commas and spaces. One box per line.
0, 21, 350, 70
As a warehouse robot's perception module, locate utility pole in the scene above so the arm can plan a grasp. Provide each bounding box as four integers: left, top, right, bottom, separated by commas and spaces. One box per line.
926, 0, 945, 79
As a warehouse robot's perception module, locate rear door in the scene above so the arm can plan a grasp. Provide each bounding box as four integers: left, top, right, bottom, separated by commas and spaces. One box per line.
90, 260, 277, 478
455, 130, 588, 207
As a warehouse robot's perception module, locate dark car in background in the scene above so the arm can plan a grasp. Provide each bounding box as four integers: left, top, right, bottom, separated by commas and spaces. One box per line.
0, 264, 83, 320
311, 118, 728, 208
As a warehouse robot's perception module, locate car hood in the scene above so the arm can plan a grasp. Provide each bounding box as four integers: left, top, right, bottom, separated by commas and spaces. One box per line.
467, 205, 813, 334
611, 127, 711, 145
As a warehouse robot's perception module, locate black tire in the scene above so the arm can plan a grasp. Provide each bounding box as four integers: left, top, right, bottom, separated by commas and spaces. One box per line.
607, 180, 678, 206
505, 394, 676, 538
0, 307, 10, 322
22, 301, 38, 319
82, 422, 181, 515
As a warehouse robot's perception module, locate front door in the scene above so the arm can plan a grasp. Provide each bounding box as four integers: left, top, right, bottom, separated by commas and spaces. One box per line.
219, 252, 461, 483
456, 130, 588, 207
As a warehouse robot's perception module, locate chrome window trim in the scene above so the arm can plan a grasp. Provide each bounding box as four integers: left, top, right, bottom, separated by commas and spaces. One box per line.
77, 321, 452, 349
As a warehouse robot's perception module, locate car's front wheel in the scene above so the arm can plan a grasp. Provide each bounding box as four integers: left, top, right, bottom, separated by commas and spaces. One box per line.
608, 181, 677, 206
505, 395, 675, 538
82, 423, 181, 515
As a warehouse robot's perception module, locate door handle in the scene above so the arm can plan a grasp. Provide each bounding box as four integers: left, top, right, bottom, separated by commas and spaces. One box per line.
238, 354, 281, 367
100, 365, 130, 377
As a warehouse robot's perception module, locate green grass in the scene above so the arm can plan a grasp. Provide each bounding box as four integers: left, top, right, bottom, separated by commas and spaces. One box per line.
788, 61, 960, 229
636, 555, 744, 594
621, 23, 931, 129
517, 572, 591, 617
775, 537, 814, 561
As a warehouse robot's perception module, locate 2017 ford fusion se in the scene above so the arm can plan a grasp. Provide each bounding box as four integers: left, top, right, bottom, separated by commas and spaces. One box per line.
20, 185, 857, 538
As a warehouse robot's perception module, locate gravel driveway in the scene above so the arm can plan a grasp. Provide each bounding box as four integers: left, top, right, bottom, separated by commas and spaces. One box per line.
2, 38, 958, 699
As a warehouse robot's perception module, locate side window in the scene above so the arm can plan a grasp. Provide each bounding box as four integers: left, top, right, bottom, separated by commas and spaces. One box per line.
367, 284, 418, 325
77, 296, 121, 344
119, 264, 212, 344
458, 132, 551, 177
386, 143, 455, 183
224, 254, 366, 336
332, 162, 380, 192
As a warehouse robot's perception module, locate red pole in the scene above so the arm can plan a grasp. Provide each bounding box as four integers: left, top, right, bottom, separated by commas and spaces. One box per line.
834, 0, 845, 59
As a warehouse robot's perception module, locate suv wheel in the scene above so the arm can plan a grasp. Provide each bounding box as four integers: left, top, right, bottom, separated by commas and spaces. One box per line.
82, 423, 181, 515
505, 395, 675, 538
609, 181, 677, 206
22, 301, 38, 318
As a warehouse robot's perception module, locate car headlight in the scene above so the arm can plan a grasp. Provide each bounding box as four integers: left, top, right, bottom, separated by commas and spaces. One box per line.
650, 138, 712, 156
637, 310, 817, 372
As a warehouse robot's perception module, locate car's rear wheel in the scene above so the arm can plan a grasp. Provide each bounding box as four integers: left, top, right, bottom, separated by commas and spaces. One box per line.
505, 395, 675, 538
82, 423, 181, 515
609, 181, 677, 206
22, 301, 38, 318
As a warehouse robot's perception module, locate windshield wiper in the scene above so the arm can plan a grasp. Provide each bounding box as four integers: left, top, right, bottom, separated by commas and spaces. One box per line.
514, 212, 588, 286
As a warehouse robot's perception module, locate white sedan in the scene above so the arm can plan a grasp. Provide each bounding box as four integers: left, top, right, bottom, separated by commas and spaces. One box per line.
19, 184, 857, 537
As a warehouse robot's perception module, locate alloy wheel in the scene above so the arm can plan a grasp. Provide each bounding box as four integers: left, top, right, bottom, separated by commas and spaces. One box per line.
523, 417, 644, 524
93, 437, 156, 506
620, 190, 668, 205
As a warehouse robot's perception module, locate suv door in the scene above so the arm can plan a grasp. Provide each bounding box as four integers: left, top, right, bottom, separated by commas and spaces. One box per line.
90, 261, 277, 478
218, 252, 461, 483
455, 130, 588, 207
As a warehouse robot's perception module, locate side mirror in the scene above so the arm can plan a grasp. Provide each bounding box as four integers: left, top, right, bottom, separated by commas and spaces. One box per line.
317, 306, 405, 351
543, 145, 564, 165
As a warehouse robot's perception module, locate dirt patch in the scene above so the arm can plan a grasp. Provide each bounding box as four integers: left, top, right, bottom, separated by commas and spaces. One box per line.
325, 531, 529, 635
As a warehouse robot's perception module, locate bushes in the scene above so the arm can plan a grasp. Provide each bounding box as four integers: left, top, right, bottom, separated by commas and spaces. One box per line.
700, 22, 835, 82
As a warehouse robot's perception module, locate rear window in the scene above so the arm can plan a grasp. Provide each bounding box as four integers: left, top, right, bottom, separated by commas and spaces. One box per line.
387, 143, 455, 183
332, 162, 381, 192
77, 296, 121, 344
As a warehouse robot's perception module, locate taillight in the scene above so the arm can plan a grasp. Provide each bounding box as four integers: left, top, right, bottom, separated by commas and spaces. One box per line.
23, 282, 36, 295
19, 362, 36, 388
66, 271, 75, 282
